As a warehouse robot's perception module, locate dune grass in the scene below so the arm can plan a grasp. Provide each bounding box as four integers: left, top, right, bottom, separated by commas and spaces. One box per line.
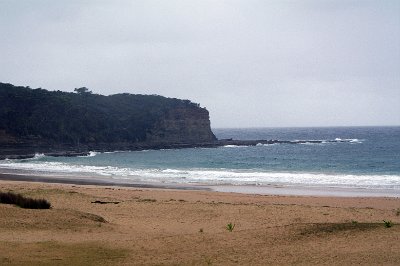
0, 191, 51, 209
299, 222, 381, 236
0, 241, 128, 265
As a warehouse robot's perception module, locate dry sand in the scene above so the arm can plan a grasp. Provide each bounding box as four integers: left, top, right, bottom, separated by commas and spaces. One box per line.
0, 180, 399, 265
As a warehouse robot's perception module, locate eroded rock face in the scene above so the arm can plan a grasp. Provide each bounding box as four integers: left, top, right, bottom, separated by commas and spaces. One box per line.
146, 107, 216, 144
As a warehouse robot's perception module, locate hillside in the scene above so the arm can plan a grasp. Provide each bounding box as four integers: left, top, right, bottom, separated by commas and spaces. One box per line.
0, 83, 216, 157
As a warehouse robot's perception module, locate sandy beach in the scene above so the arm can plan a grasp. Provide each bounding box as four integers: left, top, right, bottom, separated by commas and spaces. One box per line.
0, 178, 399, 265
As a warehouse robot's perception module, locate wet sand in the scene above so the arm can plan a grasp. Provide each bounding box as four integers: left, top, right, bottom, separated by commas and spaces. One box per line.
0, 178, 399, 265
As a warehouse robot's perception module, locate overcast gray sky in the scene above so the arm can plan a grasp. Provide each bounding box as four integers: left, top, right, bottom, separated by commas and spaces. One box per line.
0, 0, 399, 127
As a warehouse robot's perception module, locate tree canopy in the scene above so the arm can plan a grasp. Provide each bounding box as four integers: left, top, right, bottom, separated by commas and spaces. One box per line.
74, 87, 92, 94
0, 82, 203, 144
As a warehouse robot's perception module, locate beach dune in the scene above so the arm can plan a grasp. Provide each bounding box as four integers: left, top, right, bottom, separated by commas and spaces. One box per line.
0, 180, 399, 265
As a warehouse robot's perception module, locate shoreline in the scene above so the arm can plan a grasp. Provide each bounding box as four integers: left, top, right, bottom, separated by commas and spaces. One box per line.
0, 172, 210, 191
213, 184, 400, 197
1, 171, 399, 198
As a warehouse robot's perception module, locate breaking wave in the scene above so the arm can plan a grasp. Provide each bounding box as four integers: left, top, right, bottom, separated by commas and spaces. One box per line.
78, 151, 98, 157
0, 160, 398, 189
224, 145, 248, 148
248, 138, 364, 147
22, 153, 46, 160
334, 138, 363, 143
292, 138, 364, 145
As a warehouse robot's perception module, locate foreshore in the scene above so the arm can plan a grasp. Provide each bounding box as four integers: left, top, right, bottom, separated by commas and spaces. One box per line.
0, 175, 399, 265
1, 170, 400, 198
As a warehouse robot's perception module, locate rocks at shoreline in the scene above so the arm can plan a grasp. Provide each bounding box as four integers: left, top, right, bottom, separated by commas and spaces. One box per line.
0, 139, 327, 160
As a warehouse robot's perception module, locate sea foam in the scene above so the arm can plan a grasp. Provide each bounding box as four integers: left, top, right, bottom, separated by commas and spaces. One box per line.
78, 151, 98, 157
0, 160, 398, 190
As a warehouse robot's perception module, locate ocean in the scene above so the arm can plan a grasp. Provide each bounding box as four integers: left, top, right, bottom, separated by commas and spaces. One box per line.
1, 127, 399, 196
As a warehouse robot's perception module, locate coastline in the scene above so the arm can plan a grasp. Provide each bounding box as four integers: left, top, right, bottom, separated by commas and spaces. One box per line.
1, 170, 399, 198
0, 172, 210, 191
1, 179, 399, 264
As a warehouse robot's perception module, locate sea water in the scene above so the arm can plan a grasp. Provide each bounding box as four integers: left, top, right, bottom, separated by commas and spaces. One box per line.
0, 127, 399, 195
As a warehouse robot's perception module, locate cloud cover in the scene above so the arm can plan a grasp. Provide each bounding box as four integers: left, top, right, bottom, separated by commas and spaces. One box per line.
0, 0, 399, 127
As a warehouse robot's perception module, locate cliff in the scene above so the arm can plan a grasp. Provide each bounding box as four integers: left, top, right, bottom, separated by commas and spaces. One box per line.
0, 82, 216, 158
147, 107, 215, 144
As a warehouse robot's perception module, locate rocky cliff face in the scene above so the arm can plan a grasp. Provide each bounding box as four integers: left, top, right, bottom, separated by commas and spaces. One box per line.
147, 107, 216, 144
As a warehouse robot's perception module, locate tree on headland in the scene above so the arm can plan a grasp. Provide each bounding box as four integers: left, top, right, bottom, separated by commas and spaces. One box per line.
74, 87, 92, 94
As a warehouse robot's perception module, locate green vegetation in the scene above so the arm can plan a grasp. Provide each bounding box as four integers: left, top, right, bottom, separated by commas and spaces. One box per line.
0, 191, 51, 209
226, 222, 235, 232
0, 82, 204, 145
137, 198, 157, 203
383, 220, 393, 228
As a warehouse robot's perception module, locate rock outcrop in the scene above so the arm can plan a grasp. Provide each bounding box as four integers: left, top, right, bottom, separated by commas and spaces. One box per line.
147, 107, 216, 144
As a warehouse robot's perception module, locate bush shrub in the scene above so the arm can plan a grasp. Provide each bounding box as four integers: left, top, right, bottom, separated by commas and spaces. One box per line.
383, 220, 393, 228
0, 191, 51, 209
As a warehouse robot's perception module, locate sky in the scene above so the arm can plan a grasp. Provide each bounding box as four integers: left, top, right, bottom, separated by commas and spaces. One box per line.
0, 0, 399, 128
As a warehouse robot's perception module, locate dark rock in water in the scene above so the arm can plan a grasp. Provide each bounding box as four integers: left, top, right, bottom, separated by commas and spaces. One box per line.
0, 154, 36, 160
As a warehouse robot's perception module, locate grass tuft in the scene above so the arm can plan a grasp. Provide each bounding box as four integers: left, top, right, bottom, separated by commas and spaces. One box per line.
226, 222, 235, 232
0, 191, 51, 209
137, 198, 157, 203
